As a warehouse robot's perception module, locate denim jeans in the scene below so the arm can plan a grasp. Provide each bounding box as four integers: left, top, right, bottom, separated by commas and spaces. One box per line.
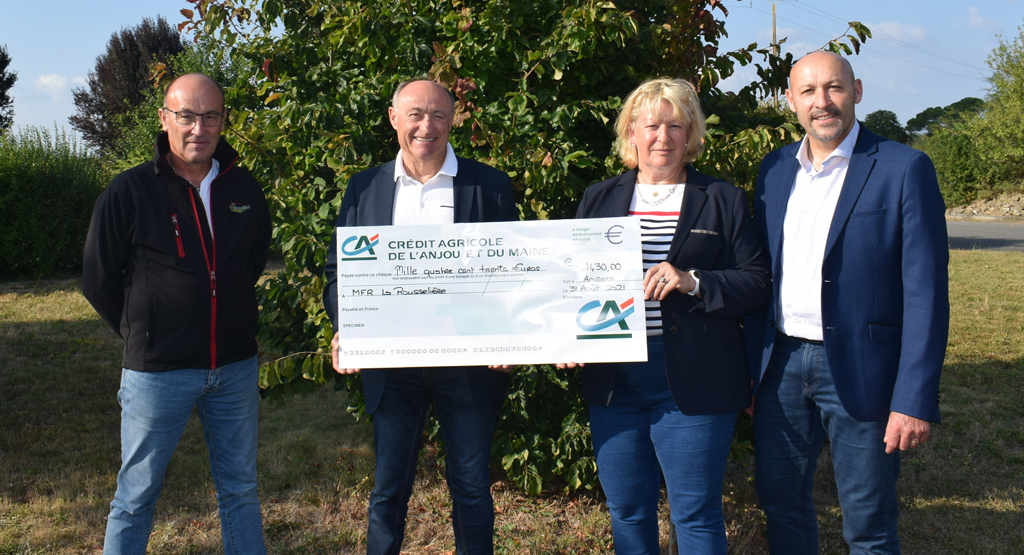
589, 337, 736, 555
103, 356, 265, 555
366, 368, 498, 555
754, 333, 901, 554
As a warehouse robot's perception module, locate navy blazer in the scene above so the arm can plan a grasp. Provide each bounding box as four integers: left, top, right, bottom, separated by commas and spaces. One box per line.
323, 157, 519, 417
576, 166, 771, 415
748, 126, 949, 423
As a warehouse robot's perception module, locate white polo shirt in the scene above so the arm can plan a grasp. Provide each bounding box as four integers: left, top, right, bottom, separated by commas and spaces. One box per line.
392, 143, 458, 225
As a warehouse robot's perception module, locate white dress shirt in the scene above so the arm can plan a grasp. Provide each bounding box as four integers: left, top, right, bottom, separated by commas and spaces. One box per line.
778, 121, 861, 341
392, 143, 458, 225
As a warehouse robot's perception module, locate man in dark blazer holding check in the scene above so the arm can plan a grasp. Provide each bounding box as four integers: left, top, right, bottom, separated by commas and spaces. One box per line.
748, 51, 949, 554
323, 79, 518, 555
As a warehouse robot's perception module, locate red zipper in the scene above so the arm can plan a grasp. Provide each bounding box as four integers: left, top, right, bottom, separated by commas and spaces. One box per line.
188, 189, 218, 369
170, 214, 186, 258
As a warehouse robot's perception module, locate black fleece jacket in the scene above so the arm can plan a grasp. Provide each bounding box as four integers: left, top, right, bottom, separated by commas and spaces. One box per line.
82, 133, 271, 371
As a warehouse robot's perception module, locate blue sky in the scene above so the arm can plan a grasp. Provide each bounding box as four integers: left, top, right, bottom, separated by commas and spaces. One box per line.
2, 0, 1022, 133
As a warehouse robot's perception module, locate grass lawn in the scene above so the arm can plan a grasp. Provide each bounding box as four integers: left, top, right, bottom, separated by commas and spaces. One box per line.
0, 249, 1021, 554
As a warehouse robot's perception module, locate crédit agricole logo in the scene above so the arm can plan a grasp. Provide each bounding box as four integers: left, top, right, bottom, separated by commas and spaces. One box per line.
576, 298, 635, 340
341, 234, 380, 261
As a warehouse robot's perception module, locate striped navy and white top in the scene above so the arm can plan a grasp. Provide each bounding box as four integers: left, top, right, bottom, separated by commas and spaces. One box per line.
629, 182, 685, 337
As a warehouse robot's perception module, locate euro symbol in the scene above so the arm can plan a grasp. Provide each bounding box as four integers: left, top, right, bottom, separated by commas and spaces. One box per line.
605, 225, 624, 245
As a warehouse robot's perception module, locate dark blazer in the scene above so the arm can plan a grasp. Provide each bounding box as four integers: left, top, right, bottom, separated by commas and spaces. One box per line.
323, 157, 519, 417
747, 125, 949, 423
576, 166, 771, 414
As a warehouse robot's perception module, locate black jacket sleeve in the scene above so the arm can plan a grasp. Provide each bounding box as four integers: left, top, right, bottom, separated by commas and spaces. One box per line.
81, 182, 131, 337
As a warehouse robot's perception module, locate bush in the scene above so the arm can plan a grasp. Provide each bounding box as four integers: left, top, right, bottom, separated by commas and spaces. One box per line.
914, 120, 992, 206
0, 127, 109, 279
971, 24, 1024, 188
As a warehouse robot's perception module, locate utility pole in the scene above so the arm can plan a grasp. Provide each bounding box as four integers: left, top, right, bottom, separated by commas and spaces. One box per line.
772, 2, 780, 107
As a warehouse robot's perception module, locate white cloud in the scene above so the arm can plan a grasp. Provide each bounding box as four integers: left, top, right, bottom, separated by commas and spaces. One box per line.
717, 65, 758, 95
33, 74, 70, 101
71, 76, 87, 87
870, 21, 926, 43
968, 7, 991, 27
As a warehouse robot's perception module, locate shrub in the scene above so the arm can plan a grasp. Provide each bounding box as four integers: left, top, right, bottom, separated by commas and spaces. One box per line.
914, 120, 991, 206
0, 127, 109, 279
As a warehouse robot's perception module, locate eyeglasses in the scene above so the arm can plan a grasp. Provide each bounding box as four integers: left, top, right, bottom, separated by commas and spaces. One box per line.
162, 107, 226, 127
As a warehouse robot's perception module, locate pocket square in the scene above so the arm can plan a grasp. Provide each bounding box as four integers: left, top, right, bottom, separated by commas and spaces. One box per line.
690, 229, 719, 235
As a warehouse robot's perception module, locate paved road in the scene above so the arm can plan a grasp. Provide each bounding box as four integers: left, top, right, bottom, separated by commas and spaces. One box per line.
946, 219, 1024, 252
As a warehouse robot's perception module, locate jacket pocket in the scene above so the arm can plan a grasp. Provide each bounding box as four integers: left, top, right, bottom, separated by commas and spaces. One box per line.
868, 322, 901, 343
170, 214, 185, 258
850, 208, 887, 219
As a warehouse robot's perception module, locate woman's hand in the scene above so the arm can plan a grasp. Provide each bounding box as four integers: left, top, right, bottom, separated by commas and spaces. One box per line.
331, 332, 361, 374
643, 262, 697, 301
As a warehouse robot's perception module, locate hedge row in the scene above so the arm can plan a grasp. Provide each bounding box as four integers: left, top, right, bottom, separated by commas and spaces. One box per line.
0, 127, 109, 279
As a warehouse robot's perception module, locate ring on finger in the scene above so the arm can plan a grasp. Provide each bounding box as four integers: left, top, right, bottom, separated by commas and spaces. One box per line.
658, 277, 667, 284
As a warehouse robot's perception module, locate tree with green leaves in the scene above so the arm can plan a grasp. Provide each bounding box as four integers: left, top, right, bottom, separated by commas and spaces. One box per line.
0, 44, 17, 132
181, 0, 867, 493
906, 97, 984, 136
70, 17, 184, 154
947, 96, 985, 117
863, 109, 910, 144
906, 106, 943, 136
970, 23, 1024, 185
103, 35, 255, 174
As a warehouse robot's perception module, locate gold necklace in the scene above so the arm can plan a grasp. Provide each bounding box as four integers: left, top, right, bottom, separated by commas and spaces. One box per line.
635, 183, 677, 206
635, 167, 685, 206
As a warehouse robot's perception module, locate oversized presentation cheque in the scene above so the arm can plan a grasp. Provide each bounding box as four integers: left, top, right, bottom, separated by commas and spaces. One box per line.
335, 217, 648, 368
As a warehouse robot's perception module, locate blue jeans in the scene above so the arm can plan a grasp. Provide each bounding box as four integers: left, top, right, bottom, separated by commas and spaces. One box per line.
754, 333, 901, 554
589, 337, 736, 555
103, 356, 265, 555
367, 368, 498, 555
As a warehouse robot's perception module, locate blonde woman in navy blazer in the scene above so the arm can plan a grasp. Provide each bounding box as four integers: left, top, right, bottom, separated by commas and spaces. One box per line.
572, 78, 770, 553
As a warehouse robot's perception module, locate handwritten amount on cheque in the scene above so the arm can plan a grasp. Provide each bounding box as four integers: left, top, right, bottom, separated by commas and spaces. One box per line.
342, 260, 627, 298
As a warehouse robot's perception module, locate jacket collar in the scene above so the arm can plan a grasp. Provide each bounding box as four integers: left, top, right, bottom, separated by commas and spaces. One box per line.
667, 166, 710, 261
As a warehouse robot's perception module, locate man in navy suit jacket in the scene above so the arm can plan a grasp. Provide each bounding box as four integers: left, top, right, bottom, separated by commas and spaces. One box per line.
748, 52, 949, 554
323, 79, 518, 555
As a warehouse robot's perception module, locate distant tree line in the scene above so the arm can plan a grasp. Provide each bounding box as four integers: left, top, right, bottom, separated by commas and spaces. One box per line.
863, 98, 984, 148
